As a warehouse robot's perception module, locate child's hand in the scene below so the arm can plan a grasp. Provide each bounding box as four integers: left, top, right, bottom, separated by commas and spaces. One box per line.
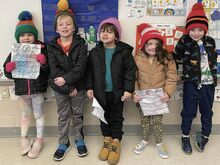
133, 94, 141, 103
160, 92, 170, 102
70, 88, 77, 97
87, 89, 94, 99
36, 54, 46, 65
54, 77, 66, 86
121, 91, 132, 102
6, 62, 16, 73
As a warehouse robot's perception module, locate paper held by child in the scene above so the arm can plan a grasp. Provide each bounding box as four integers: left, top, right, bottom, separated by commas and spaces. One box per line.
136, 88, 170, 116
11, 43, 41, 79
92, 97, 108, 124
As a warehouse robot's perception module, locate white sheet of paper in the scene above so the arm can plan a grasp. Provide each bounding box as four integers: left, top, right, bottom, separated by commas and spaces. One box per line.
136, 88, 170, 116
11, 43, 41, 79
92, 98, 108, 124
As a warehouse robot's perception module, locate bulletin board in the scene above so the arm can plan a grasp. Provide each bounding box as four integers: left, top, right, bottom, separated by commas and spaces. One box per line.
126, 0, 187, 18
135, 24, 186, 53
41, 0, 118, 43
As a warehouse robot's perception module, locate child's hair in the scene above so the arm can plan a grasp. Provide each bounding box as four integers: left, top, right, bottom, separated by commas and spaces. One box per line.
98, 17, 122, 40
185, 3, 208, 34
100, 23, 120, 40
54, 0, 78, 32
142, 38, 172, 65
15, 11, 38, 42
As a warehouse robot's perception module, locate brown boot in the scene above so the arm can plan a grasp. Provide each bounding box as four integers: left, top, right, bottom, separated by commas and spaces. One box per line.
99, 137, 112, 161
108, 139, 121, 165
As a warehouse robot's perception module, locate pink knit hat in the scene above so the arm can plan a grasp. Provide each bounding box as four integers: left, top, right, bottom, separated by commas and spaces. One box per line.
98, 17, 122, 40
138, 23, 164, 48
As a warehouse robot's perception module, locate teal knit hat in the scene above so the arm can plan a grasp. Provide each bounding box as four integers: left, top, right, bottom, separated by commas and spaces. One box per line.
15, 11, 38, 42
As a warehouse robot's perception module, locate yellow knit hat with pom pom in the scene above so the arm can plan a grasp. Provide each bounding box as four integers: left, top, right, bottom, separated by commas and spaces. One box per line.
54, 0, 78, 32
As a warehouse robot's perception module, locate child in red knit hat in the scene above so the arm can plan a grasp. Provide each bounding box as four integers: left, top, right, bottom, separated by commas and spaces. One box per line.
173, 3, 217, 154
133, 23, 179, 159
3, 11, 50, 159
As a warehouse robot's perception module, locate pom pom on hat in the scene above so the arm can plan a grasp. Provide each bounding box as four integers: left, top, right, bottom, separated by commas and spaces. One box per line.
138, 23, 164, 48
15, 11, 38, 42
57, 0, 69, 11
186, 3, 208, 33
54, 0, 78, 32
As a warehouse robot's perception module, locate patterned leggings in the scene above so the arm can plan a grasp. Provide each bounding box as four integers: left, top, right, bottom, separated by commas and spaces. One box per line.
19, 94, 44, 138
140, 108, 163, 144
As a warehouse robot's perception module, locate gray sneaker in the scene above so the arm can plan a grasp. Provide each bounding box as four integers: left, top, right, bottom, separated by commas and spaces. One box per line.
156, 143, 168, 159
133, 140, 148, 154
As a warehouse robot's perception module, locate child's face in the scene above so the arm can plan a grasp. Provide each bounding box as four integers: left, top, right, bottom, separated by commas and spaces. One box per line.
100, 28, 116, 46
189, 28, 205, 41
144, 39, 159, 57
56, 15, 75, 38
19, 33, 35, 44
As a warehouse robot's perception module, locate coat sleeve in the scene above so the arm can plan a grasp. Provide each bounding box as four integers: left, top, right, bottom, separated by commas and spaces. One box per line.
47, 45, 66, 77
123, 50, 137, 93
85, 50, 94, 90
40, 45, 50, 75
62, 43, 88, 85
47, 45, 74, 94
3, 53, 13, 79
163, 59, 180, 97
173, 36, 186, 62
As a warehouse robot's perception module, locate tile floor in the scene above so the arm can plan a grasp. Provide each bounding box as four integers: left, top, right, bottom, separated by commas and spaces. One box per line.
0, 135, 220, 165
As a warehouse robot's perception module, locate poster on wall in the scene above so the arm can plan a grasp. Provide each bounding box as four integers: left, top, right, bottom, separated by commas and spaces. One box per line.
41, 0, 118, 44
127, 0, 187, 18
135, 23, 185, 54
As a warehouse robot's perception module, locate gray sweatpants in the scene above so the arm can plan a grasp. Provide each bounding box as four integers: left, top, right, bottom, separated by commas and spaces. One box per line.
55, 90, 85, 144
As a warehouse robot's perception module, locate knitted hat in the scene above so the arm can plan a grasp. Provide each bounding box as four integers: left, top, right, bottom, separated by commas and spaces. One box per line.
15, 11, 38, 42
186, 3, 208, 33
54, 0, 78, 32
137, 23, 164, 48
98, 17, 122, 40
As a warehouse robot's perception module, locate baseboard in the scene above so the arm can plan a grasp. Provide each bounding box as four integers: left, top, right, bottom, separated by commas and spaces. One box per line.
1, 124, 220, 138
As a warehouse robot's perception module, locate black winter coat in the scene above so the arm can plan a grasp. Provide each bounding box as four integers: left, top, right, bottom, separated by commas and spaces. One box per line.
86, 41, 136, 105
47, 34, 87, 95
3, 40, 50, 95
173, 34, 218, 86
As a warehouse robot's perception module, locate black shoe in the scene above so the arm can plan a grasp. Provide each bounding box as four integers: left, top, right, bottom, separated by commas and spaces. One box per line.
195, 132, 209, 152
181, 136, 192, 155
75, 140, 88, 157
53, 141, 71, 161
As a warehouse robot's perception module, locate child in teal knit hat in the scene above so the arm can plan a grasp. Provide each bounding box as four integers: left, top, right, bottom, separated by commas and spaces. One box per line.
3, 11, 50, 159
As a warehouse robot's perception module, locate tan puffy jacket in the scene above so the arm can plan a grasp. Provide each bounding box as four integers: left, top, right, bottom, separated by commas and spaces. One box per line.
134, 51, 179, 97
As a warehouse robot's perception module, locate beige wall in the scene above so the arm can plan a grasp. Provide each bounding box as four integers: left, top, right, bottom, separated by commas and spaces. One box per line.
0, 0, 220, 133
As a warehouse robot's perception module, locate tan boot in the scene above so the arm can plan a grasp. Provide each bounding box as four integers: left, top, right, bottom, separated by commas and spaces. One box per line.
99, 137, 112, 161
108, 139, 121, 165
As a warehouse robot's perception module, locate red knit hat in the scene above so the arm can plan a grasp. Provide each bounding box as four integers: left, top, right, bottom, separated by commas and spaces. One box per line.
186, 3, 208, 33
138, 23, 164, 48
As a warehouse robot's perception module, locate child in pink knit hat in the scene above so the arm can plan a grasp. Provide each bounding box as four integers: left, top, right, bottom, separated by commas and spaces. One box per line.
86, 17, 136, 165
